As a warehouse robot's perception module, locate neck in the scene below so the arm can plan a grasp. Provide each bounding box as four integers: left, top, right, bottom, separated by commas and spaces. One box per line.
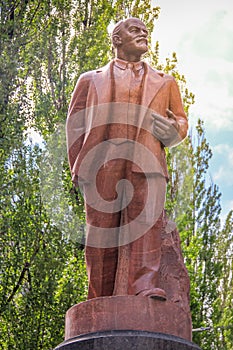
116, 50, 142, 62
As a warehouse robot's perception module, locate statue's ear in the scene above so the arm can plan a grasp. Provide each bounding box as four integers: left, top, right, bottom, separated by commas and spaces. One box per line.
112, 34, 122, 47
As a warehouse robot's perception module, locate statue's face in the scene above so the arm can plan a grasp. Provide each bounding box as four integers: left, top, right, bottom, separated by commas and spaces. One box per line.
118, 18, 148, 56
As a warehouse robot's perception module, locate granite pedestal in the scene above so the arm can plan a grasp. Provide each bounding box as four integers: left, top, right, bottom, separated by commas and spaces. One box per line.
55, 296, 201, 349
55, 330, 201, 349
64, 296, 192, 341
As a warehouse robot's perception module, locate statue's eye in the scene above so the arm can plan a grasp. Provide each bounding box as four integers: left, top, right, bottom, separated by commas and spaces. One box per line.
129, 27, 138, 33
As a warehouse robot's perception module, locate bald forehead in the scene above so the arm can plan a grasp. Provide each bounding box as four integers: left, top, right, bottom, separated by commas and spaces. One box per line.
123, 18, 147, 30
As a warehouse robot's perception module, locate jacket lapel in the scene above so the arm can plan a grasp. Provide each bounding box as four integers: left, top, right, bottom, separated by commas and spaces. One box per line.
141, 63, 166, 108
135, 63, 166, 134
93, 61, 113, 104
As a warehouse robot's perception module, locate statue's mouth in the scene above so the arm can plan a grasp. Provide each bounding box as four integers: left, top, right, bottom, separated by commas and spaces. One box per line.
136, 38, 148, 45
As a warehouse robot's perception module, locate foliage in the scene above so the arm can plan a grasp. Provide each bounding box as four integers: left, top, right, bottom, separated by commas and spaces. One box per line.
0, 1, 232, 349
158, 53, 232, 348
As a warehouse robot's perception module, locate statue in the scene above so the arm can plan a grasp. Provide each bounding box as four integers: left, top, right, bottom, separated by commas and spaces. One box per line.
66, 18, 189, 303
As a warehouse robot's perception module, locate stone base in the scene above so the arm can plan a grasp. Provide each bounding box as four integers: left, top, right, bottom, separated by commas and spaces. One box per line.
55, 330, 201, 349
64, 296, 192, 341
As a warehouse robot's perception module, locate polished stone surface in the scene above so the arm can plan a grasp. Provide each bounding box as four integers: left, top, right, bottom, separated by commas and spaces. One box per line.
67, 17, 189, 302
65, 295, 192, 341
64, 17, 193, 350
55, 330, 201, 350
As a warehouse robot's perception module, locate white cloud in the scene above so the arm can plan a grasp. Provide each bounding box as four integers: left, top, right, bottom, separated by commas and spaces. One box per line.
190, 105, 233, 132
153, 1, 233, 133
220, 199, 233, 225
212, 144, 233, 185
181, 54, 233, 131
152, 0, 233, 221
190, 10, 233, 62
176, 10, 233, 131
213, 143, 233, 155
213, 167, 232, 186
153, 0, 233, 57
225, 199, 233, 212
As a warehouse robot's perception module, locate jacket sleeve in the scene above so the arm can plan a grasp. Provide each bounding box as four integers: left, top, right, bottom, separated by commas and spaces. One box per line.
167, 77, 188, 147
66, 74, 90, 182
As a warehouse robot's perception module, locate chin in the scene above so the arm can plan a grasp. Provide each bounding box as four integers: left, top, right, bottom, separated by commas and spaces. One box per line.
137, 43, 148, 51
138, 46, 148, 54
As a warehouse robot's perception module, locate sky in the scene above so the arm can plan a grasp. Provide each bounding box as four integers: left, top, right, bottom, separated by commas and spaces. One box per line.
30, 1, 233, 226
153, 0, 233, 223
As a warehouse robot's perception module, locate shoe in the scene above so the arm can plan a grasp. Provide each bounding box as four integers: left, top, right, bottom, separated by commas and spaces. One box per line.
137, 288, 167, 301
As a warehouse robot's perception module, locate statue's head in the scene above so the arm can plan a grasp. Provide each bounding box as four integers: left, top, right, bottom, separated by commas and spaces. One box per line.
112, 18, 148, 60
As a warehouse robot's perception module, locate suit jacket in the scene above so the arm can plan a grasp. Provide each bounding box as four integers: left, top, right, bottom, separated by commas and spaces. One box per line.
66, 60, 188, 185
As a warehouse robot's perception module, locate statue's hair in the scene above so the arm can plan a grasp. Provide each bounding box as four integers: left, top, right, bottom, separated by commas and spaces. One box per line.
112, 20, 125, 36
112, 19, 125, 36
111, 20, 125, 48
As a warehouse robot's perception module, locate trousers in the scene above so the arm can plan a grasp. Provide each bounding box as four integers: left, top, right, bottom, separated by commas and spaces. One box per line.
83, 158, 166, 299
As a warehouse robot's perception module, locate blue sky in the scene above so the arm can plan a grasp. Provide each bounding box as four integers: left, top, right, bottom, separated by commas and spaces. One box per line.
31, 2, 232, 225
153, 0, 233, 223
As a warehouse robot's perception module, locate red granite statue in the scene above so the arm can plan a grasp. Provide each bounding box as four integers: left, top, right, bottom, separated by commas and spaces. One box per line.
66, 18, 189, 307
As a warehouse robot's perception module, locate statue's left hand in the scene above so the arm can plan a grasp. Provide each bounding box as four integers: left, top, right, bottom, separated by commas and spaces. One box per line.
152, 109, 180, 147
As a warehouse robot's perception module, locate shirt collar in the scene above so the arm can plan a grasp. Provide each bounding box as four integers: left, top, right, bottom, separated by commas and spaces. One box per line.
114, 58, 143, 71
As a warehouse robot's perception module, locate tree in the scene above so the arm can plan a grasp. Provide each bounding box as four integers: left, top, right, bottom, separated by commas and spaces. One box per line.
0, 1, 159, 348
152, 50, 232, 348
213, 211, 233, 350
1, 1, 232, 349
